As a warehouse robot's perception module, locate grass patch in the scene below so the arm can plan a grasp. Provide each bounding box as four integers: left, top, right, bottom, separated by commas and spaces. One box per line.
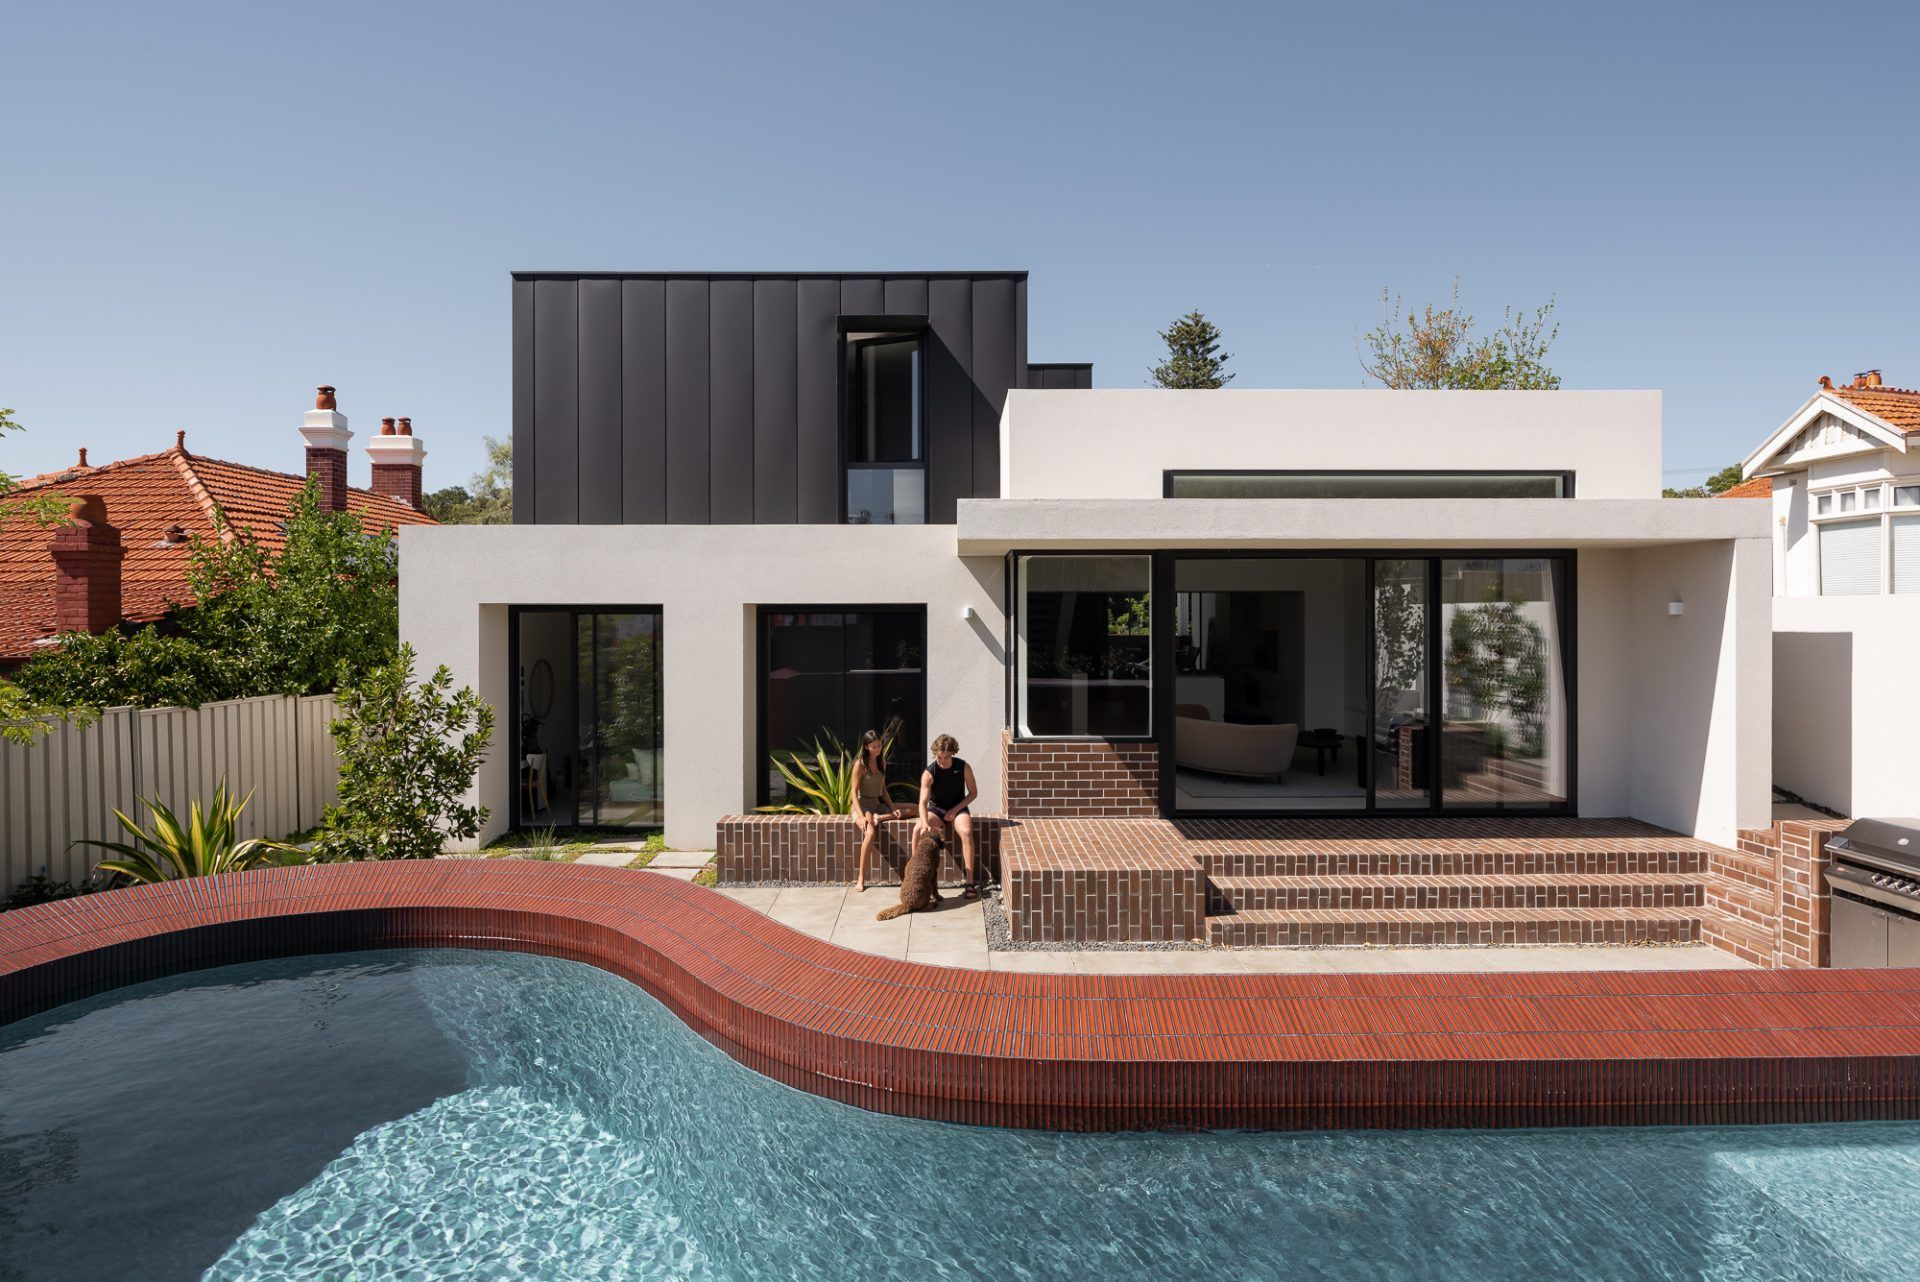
482, 826, 594, 862
692, 861, 717, 887
623, 833, 672, 870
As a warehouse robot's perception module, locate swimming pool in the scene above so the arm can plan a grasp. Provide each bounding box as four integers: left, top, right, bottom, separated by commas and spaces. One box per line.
2, 949, 1916, 1280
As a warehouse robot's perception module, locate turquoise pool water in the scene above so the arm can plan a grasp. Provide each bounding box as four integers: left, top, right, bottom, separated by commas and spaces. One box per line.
2, 951, 1918, 1281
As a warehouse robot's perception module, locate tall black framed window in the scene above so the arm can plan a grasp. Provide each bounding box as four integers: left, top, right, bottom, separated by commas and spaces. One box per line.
1013, 554, 1153, 738
844, 332, 926, 524
510, 607, 663, 832
758, 607, 927, 805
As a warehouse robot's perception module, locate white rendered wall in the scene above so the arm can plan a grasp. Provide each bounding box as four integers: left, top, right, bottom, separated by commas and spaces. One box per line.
400, 525, 1005, 852
1772, 595, 1920, 818
999, 390, 1662, 502
1613, 538, 1773, 846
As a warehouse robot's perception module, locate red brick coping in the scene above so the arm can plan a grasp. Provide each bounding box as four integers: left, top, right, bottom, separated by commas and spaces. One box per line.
5, 861, 1920, 1131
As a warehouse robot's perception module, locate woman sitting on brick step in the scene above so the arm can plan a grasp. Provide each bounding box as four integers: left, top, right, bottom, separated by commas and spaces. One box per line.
851, 729, 913, 894
916, 734, 981, 899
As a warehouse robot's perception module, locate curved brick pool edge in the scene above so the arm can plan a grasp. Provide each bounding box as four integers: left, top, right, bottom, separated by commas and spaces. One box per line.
4, 861, 1919, 1131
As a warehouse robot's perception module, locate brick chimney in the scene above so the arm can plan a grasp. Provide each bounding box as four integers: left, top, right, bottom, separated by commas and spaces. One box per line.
49, 496, 124, 636
366, 414, 426, 509
299, 384, 352, 513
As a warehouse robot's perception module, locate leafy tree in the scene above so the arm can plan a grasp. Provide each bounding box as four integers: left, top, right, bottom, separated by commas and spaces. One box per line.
1662, 462, 1747, 499
422, 436, 512, 524
315, 645, 494, 862
184, 480, 399, 696
1148, 311, 1234, 388
0, 407, 66, 525
1360, 281, 1560, 390
11, 626, 244, 709
7, 478, 399, 712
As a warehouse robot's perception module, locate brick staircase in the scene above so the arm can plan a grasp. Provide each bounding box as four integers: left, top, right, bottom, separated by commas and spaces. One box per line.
1187, 818, 1774, 953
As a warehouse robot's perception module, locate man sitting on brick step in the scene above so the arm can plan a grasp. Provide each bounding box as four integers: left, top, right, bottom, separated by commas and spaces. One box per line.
915, 734, 981, 899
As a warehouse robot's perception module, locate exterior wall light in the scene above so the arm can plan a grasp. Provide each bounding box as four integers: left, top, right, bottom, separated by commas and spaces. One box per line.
961, 605, 977, 622
1668, 597, 1686, 617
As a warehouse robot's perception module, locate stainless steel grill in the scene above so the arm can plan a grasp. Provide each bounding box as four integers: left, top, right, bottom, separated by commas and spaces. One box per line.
1826, 818, 1920, 968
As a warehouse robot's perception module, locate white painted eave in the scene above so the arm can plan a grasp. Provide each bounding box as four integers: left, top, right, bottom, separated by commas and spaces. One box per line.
1742, 391, 1908, 479
954, 498, 1770, 555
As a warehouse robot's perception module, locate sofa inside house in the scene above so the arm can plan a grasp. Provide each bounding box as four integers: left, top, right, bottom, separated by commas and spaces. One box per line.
1173, 704, 1300, 779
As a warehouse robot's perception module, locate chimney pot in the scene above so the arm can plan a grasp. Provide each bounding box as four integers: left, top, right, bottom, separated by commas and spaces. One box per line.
1866, 369, 1883, 387
175, 430, 187, 453
77, 447, 88, 467
49, 494, 124, 636
1819, 375, 1834, 390
367, 415, 427, 510
299, 387, 353, 513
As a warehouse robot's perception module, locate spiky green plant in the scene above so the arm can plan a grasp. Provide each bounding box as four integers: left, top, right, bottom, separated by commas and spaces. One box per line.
758, 736, 860, 814
74, 781, 306, 885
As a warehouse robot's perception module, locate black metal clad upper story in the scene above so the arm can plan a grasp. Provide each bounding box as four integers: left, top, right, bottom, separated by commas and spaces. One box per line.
512, 271, 1083, 525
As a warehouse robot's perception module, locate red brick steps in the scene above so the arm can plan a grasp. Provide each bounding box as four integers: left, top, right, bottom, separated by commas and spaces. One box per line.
1207, 904, 1712, 948
1206, 872, 1704, 913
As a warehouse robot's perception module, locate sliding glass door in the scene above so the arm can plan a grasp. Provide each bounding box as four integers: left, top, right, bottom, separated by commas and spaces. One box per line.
1438, 558, 1570, 811
1138, 552, 1572, 816
513, 608, 663, 831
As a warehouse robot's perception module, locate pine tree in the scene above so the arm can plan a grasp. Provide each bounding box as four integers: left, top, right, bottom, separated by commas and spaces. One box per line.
1148, 311, 1234, 388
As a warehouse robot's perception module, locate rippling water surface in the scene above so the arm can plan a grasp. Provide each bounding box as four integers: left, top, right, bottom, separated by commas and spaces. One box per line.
3, 949, 1918, 1281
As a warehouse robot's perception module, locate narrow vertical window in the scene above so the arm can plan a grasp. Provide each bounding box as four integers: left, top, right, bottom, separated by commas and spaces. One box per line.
844, 334, 925, 524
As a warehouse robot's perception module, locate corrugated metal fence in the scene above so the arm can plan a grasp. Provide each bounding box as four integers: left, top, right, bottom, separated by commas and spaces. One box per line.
0, 693, 340, 890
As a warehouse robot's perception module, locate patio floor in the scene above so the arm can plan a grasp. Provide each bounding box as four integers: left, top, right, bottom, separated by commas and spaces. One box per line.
712, 882, 1754, 974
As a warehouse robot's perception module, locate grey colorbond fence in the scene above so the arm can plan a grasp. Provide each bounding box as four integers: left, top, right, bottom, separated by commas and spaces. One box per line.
0, 693, 339, 890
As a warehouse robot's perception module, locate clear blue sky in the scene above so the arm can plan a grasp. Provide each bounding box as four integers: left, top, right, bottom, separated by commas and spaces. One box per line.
5, 0, 1916, 492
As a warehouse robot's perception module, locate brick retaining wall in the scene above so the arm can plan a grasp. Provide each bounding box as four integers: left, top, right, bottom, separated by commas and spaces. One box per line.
1001, 731, 1159, 818
716, 814, 1004, 885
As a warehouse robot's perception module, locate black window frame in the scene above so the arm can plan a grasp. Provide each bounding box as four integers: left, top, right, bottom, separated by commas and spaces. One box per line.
1162, 469, 1577, 500
840, 329, 930, 525
507, 603, 665, 834
1004, 550, 1157, 743
754, 603, 930, 807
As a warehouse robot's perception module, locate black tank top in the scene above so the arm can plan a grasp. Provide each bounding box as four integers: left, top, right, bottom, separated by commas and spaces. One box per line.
927, 757, 968, 809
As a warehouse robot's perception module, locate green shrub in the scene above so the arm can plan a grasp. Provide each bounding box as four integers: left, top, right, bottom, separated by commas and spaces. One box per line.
3, 874, 95, 911
74, 780, 305, 884
314, 645, 494, 862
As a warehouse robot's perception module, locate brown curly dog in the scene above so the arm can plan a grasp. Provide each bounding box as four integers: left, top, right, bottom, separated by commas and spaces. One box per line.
876, 827, 944, 921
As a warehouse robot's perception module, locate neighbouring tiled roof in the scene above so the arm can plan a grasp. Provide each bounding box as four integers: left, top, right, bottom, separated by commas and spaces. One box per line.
1716, 475, 1773, 499
1827, 383, 1920, 434
0, 441, 433, 661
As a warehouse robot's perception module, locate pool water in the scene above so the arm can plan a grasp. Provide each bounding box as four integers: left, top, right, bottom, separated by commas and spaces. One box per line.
2, 951, 1918, 1281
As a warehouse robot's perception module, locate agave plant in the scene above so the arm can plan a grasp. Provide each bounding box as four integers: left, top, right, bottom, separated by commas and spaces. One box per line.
74, 780, 307, 885
758, 736, 860, 815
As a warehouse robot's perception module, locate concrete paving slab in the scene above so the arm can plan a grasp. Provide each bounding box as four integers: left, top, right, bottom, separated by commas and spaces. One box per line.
572, 850, 639, 867
643, 867, 701, 882
715, 886, 782, 912
647, 850, 714, 869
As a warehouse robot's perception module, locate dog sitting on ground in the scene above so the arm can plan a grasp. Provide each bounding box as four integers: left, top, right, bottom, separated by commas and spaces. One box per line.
876, 827, 944, 920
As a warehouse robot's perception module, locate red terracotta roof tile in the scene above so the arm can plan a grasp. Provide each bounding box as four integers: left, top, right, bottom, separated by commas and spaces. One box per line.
1716, 475, 1772, 499
1827, 382, 1920, 434
0, 441, 433, 661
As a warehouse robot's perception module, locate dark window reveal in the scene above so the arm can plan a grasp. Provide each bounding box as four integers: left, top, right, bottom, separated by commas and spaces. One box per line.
1165, 471, 1573, 499
759, 608, 926, 805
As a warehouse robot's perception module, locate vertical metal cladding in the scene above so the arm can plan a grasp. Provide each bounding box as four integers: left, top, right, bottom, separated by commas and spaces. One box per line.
511, 272, 1048, 524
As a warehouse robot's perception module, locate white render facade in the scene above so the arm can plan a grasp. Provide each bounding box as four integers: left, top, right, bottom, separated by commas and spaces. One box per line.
1742, 375, 1920, 818
403, 384, 1773, 851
